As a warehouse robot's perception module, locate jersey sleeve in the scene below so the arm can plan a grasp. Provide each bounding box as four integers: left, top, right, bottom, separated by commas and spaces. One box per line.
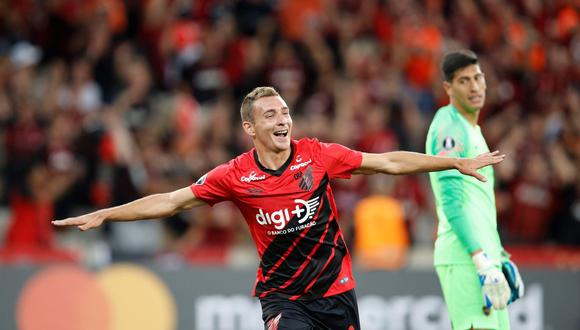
439, 176, 481, 253
318, 141, 363, 179
427, 112, 480, 254
190, 164, 231, 206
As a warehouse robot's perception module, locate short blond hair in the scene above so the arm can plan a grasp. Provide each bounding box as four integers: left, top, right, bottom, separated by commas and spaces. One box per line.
240, 86, 280, 122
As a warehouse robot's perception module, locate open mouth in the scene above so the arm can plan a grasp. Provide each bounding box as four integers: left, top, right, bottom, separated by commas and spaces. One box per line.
469, 95, 483, 102
273, 130, 288, 138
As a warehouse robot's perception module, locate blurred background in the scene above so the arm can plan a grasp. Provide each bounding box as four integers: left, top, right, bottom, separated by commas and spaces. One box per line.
0, 0, 579, 329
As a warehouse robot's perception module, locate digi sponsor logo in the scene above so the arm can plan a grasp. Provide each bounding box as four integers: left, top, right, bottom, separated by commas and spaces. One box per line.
256, 196, 320, 229
240, 171, 266, 183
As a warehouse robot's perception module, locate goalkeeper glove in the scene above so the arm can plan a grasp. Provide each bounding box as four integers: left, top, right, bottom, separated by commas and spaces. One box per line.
502, 259, 525, 304
472, 251, 511, 310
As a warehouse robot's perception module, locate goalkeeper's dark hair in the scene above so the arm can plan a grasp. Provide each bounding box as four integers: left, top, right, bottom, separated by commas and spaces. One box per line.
441, 49, 479, 82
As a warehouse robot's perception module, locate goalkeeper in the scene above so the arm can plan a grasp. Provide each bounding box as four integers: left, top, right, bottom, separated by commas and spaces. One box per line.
426, 49, 524, 330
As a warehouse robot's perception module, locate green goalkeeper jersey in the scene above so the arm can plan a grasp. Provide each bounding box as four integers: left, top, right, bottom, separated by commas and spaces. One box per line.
426, 104, 503, 265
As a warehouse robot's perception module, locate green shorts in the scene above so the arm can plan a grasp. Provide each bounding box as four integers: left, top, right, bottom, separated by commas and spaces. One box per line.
436, 264, 510, 330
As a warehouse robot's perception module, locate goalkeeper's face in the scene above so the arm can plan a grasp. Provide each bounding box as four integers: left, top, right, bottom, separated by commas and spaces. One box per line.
444, 64, 487, 113
245, 95, 293, 153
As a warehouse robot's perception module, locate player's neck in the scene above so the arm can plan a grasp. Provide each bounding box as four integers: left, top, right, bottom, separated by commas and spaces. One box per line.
452, 102, 480, 127
254, 145, 292, 171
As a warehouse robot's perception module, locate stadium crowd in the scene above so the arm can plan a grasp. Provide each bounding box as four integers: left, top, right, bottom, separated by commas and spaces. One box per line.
0, 0, 578, 267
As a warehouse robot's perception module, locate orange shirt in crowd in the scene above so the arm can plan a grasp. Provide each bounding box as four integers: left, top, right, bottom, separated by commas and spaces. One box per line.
354, 195, 409, 270
278, 0, 323, 41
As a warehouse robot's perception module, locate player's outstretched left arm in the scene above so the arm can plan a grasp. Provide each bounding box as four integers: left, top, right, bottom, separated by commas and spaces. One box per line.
52, 187, 205, 231
354, 150, 505, 182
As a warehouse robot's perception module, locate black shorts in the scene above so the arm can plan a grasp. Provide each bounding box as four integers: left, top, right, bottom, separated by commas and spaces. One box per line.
260, 289, 360, 330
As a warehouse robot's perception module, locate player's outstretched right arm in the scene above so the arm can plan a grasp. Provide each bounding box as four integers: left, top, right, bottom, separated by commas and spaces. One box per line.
52, 187, 205, 231
355, 150, 505, 181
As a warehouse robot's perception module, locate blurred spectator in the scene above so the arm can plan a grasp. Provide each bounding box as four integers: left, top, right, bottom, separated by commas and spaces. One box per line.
506, 152, 557, 243
1, 160, 79, 262
354, 175, 409, 270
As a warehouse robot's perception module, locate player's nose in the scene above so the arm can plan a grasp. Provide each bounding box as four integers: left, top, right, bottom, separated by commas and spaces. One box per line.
277, 114, 291, 125
470, 80, 482, 91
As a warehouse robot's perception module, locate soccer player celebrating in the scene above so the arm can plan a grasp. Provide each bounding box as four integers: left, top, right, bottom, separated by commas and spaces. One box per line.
54, 86, 504, 329
426, 50, 524, 330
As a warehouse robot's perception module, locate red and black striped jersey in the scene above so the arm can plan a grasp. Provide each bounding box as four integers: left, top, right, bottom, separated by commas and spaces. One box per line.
190, 138, 362, 300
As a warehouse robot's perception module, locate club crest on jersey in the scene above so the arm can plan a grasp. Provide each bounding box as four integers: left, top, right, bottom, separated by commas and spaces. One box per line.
256, 196, 320, 229
298, 166, 314, 191
240, 171, 266, 183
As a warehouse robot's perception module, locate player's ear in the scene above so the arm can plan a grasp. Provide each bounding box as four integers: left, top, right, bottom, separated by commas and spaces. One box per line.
443, 81, 452, 97
242, 121, 256, 137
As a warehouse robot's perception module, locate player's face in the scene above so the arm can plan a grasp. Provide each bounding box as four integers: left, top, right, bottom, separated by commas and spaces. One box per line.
444, 64, 486, 113
246, 96, 293, 152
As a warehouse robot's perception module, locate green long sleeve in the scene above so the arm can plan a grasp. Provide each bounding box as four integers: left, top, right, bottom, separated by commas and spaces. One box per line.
439, 176, 481, 254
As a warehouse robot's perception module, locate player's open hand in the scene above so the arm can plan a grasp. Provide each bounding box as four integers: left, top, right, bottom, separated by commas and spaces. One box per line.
52, 212, 106, 231
457, 151, 505, 182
